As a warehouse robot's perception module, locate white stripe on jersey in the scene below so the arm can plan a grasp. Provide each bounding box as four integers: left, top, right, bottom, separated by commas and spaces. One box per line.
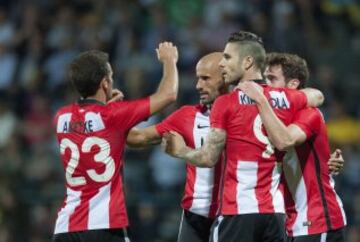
88, 182, 111, 229
271, 162, 285, 213
283, 149, 309, 236
54, 187, 82, 234
57, 113, 72, 133
330, 176, 347, 225
190, 112, 214, 217
236, 161, 259, 214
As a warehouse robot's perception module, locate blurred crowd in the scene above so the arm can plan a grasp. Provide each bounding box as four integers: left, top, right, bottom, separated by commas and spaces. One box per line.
0, 0, 359, 241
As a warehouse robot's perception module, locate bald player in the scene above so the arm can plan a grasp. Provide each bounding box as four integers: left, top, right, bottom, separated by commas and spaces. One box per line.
126, 52, 227, 242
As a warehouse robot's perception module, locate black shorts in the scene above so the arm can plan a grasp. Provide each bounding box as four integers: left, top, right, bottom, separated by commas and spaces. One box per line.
53, 228, 130, 242
177, 210, 215, 242
287, 228, 345, 242
210, 213, 286, 242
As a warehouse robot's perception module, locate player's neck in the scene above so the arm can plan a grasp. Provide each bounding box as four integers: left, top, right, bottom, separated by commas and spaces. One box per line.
241, 71, 263, 82
84, 91, 106, 104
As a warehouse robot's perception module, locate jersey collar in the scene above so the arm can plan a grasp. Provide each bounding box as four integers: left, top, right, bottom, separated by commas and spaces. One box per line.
77, 98, 105, 106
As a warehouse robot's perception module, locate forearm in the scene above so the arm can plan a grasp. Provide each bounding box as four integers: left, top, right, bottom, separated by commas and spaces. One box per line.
177, 146, 219, 168
257, 98, 294, 151
301, 88, 324, 107
126, 127, 162, 148
174, 128, 225, 167
150, 60, 178, 114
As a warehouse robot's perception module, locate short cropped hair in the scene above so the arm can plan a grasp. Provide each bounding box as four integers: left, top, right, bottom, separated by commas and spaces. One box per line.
266, 52, 309, 89
228, 31, 266, 72
69, 50, 110, 98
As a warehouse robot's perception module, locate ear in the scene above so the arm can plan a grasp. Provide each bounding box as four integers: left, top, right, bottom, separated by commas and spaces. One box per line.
243, 56, 254, 70
288, 79, 300, 89
100, 77, 109, 90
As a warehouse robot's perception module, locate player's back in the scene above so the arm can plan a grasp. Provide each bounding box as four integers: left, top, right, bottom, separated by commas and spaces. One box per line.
283, 107, 346, 236
53, 98, 150, 234
211, 83, 307, 215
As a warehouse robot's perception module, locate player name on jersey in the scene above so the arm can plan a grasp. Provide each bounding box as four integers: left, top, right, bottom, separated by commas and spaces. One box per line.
239, 90, 290, 109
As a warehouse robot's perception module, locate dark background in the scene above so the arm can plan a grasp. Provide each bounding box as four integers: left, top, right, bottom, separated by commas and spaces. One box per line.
0, 0, 359, 241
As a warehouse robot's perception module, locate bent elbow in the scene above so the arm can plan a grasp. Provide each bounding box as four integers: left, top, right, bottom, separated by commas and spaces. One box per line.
275, 139, 294, 151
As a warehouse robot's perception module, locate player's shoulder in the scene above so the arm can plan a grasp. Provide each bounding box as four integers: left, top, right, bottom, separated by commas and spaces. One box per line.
298, 107, 322, 117
55, 103, 75, 117
172, 104, 200, 116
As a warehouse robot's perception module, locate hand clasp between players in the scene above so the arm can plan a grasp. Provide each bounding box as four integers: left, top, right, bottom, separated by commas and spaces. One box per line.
162, 131, 187, 158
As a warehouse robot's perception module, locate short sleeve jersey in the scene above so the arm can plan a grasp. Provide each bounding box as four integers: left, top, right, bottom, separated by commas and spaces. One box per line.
53, 98, 150, 234
211, 84, 307, 215
283, 108, 346, 236
156, 105, 222, 218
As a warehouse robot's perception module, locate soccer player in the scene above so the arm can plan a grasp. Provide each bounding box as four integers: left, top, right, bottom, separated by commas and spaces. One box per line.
126, 52, 226, 242
52, 42, 178, 242
238, 53, 346, 242
162, 31, 323, 242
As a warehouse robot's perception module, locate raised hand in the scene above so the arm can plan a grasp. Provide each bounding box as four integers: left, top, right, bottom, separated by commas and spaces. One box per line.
156, 42, 178, 63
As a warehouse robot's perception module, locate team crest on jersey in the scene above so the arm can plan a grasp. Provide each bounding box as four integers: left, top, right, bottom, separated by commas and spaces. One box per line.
268, 91, 290, 109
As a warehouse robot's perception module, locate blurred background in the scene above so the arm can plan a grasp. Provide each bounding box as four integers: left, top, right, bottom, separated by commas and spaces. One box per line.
0, 0, 359, 241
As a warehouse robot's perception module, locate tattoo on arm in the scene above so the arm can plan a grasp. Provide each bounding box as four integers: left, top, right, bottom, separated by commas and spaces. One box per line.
179, 128, 226, 167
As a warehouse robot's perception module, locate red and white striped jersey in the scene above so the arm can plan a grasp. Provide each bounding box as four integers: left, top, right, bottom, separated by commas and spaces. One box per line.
211, 84, 307, 215
283, 108, 346, 236
156, 105, 222, 218
53, 98, 150, 234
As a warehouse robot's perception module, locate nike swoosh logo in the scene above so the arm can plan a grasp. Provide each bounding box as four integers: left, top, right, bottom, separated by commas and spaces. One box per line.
197, 124, 210, 129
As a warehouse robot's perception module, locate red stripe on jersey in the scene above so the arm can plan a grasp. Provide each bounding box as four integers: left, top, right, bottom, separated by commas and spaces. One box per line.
285, 108, 346, 236
209, 156, 223, 217
156, 105, 222, 218
109, 177, 129, 228
68, 190, 91, 231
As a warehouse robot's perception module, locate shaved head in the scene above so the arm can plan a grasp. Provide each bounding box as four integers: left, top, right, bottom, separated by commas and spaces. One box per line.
195, 52, 226, 105
196, 52, 223, 72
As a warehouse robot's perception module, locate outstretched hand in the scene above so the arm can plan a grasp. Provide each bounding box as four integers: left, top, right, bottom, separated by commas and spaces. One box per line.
161, 131, 186, 158
328, 149, 344, 175
156, 42, 178, 63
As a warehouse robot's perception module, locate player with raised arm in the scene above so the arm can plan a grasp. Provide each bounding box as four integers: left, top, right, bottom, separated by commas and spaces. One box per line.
162, 31, 323, 242
126, 52, 227, 242
238, 53, 346, 242
52, 42, 178, 242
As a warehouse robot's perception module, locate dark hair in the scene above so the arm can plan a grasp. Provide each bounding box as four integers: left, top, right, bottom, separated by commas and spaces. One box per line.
266, 52, 309, 89
69, 50, 110, 98
228, 31, 266, 72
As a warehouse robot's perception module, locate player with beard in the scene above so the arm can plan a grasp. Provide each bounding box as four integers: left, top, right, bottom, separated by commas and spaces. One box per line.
238, 53, 346, 242
162, 31, 324, 242
126, 52, 227, 242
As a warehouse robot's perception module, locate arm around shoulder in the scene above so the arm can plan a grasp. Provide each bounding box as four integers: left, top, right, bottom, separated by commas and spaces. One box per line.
301, 88, 324, 107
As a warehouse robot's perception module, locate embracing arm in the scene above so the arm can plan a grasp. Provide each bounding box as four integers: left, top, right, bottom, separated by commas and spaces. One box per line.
301, 88, 324, 107
256, 97, 306, 150
238, 82, 307, 151
163, 128, 226, 167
